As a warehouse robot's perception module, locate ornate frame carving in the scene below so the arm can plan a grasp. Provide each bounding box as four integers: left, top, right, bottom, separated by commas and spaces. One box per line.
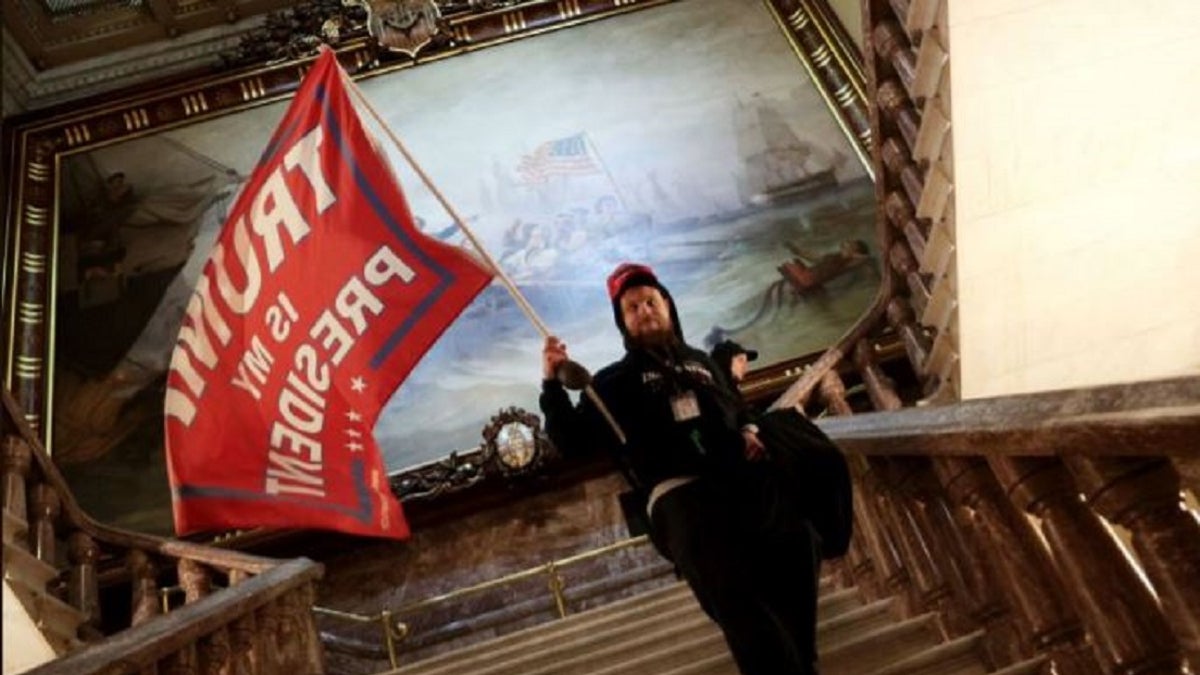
1, 0, 868, 507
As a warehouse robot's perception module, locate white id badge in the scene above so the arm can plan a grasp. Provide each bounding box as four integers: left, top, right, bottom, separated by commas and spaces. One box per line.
670, 390, 701, 421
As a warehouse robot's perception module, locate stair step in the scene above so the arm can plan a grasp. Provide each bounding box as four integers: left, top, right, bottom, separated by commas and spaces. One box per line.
6, 580, 86, 652
816, 596, 898, 648
3, 508, 29, 547
394, 583, 699, 675
819, 575, 837, 595
4, 540, 59, 588
873, 629, 988, 675
586, 629, 728, 675
819, 586, 866, 621
821, 612, 943, 674
399, 562, 677, 656
452, 603, 717, 675
659, 651, 738, 675
513, 614, 721, 675
393, 582, 857, 675
990, 655, 1050, 675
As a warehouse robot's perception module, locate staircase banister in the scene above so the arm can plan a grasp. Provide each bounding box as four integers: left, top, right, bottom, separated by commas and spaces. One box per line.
3, 388, 279, 574
23, 557, 324, 675
817, 375, 1200, 458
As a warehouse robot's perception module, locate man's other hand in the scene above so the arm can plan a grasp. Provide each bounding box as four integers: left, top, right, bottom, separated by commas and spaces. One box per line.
742, 429, 766, 461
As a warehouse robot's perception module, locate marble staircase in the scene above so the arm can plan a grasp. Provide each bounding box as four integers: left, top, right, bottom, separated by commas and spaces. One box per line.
383, 577, 1048, 675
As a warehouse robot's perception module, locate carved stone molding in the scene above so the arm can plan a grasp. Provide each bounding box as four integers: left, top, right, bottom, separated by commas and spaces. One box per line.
390, 450, 486, 502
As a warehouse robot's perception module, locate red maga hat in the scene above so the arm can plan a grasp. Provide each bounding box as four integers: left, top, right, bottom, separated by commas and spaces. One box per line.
606, 262, 657, 300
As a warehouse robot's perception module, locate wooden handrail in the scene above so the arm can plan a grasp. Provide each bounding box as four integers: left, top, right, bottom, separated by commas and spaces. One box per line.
24, 558, 324, 675
817, 376, 1200, 458
2, 388, 277, 574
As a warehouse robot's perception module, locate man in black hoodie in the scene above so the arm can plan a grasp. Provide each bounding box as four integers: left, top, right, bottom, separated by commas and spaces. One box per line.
539, 263, 821, 675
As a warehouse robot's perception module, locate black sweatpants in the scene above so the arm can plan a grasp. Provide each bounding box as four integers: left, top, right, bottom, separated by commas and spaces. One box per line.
649, 477, 822, 675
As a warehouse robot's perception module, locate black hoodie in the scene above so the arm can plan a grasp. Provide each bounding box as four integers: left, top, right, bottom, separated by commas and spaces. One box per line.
539, 266, 748, 494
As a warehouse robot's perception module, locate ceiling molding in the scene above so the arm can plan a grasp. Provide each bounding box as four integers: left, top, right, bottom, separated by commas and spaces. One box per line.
2, 20, 261, 116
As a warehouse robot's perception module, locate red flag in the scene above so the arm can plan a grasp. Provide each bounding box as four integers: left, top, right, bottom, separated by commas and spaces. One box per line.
163, 49, 493, 539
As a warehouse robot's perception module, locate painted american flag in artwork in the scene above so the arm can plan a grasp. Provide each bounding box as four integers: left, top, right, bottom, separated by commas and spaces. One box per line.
517, 133, 601, 183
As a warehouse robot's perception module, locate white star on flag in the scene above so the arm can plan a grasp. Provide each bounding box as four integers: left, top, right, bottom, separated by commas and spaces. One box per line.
346, 410, 362, 422
347, 441, 364, 453
350, 376, 367, 393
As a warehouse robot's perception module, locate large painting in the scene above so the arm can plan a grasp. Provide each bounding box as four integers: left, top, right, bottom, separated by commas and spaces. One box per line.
39, 0, 876, 534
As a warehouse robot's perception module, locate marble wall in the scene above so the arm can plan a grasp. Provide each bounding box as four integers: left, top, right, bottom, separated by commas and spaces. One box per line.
950, 0, 1200, 398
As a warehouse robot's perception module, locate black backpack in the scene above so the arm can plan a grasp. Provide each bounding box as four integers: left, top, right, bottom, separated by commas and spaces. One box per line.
756, 408, 853, 560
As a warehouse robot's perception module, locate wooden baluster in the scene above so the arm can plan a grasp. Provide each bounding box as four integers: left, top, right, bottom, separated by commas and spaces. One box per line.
178, 559, 212, 605
846, 492, 884, 601
878, 79, 921, 153
863, 463, 929, 616
935, 458, 1097, 673
820, 370, 920, 613
199, 627, 233, 675
256, 602, 284, 671
854, 340, 903, 412
886, 297, 931, 374
883, 191, 930, 263
161, 645, 199, 675
854, 340, 1013, 658
921, 481, 1027, 666
30, 483, 60, 564
991, 457, 1183, 673
889, 242, 930, 318
879, 458, 981, 638
228, 612, 261, 675
818, 369, 853, 417
67, 531, 103, 638
881, 141, 926, 223
4, 436, 32, 527
1067, 456, 1200, 665
853, 472, 918, 615
129, 549, 161, 627
873, 21, 918, 97
283, 584, 325, 673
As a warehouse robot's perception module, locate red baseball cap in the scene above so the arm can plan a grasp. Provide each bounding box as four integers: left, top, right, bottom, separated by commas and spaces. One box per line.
606, 262, 658, 300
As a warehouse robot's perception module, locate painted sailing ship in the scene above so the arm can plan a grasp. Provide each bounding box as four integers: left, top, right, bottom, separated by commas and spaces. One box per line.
735, 94, 839, 207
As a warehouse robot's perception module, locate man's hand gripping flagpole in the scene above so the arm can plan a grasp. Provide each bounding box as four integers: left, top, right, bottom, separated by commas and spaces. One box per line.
337, 62, 628, 446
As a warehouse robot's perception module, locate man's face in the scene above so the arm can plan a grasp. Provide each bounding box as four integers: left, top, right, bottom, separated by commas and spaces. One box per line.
620, 285, 673, 339
730, 353, 750, 383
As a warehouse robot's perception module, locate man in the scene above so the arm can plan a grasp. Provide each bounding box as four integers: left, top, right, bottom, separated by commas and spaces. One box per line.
540, 263, 821, 675
711, 339, 758, 385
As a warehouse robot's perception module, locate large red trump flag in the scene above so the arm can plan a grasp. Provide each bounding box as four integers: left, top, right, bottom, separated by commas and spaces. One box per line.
164, 50, 492, 539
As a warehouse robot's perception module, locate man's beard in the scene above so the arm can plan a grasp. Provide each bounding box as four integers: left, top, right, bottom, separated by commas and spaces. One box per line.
626, 327, 679, 351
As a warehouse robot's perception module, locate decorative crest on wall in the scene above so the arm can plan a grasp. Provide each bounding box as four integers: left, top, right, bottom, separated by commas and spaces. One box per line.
351, 0, 444, 57
220, 0, 540, 68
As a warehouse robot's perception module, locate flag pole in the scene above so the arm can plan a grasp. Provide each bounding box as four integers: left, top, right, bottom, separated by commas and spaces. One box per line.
338, 68, 627, 445
582, 132, 632, 213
